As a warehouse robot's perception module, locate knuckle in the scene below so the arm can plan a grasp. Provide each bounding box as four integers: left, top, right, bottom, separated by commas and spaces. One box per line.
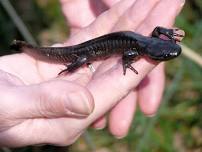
37, 87, 66, 116
37, 80, 91, 116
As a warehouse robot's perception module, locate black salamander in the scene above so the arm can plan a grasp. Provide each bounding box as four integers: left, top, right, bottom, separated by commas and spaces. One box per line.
11, 27, 184, 75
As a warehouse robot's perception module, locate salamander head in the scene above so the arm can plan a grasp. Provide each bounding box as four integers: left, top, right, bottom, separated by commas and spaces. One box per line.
145, 39, 182, 61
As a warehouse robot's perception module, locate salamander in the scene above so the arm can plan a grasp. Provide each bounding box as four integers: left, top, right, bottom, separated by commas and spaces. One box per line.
10, 26, 184, 75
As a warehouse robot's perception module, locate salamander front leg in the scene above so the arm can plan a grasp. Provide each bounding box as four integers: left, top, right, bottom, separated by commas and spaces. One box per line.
58, 55, 88, 75
122, 50, 139, 75
151, 26, 185, 43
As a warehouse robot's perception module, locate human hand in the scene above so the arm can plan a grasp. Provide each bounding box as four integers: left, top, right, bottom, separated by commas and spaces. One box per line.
60, 0, 185, 138
0, 64, 94, 147
0, 0, 184, 147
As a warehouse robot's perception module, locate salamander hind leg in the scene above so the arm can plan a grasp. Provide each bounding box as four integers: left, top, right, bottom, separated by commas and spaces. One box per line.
58, 55, 88, 75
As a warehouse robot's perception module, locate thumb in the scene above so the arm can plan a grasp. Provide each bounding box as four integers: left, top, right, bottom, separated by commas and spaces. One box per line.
3, 80, 94, 119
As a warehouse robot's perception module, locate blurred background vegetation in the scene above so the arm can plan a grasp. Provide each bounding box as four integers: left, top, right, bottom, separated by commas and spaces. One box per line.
0, 0, 201, 152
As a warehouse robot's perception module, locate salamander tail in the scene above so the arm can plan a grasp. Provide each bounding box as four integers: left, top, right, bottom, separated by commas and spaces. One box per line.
10, 40, 33, 52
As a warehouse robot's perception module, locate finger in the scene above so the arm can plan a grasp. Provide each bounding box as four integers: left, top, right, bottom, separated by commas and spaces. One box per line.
138, 63, 165, 116
112, 0, 160, 31
91, 116, 107, 129
103, 0, 158, 138
60, 0, 96, 28
60, 0, 107, 33
134, 0, 185, 115
102, 0, 163, 137
2, 80, 94, 119
60, 0, 121, 34
66, 0, 136, 45
136, 0, 185, 35
86, 57, 156, 121
109, 91, 137, 138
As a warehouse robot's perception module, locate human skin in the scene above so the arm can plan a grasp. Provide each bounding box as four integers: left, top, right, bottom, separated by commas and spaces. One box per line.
0, 0, 184, 147
60, 0, 184, 137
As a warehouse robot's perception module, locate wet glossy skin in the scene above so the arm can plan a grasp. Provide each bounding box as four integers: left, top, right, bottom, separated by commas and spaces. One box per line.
11, 27, 184, 75
141, 36, 181, 60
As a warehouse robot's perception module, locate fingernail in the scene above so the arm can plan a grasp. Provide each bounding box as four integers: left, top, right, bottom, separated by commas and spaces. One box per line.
180, 0, 185, 7
146, 113, 156, 117
94, 126, 105, 130
93, 124, 106, 130
181, 0, 185, 5
66, 91, 93, 116
115, 134, 127, 139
